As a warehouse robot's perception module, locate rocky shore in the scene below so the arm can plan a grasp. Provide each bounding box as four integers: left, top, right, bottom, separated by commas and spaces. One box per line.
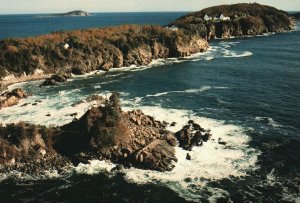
0, 93, 215, 174
0, 88, 29, 110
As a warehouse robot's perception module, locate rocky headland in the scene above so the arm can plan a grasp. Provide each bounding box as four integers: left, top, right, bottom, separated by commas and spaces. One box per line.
168, 3, 295, 39
0, 25, 208, 86
0, 93, 214, 174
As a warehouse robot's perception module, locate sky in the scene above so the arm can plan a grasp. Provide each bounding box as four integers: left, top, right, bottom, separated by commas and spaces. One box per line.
0, 0, 300, 14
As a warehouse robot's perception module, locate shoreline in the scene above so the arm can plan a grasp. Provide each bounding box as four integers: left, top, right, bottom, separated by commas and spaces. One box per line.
0, 28, 292, 93
0, 74, 51, 93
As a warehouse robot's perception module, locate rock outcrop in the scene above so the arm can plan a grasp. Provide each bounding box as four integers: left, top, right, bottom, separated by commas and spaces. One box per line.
169, 3, 294, 40
175, 120, 211, 151
0, 88, 28, 110
0, 25, 208, 80
40, 73, 70, 86
0, 93, 179, 173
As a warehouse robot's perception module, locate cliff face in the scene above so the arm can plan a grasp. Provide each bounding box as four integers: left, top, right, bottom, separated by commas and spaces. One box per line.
0, 25, 208, 79
169, 3, 294, 40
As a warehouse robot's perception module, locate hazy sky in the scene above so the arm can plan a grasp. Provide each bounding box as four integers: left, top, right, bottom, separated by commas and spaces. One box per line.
1, 0, 300, 14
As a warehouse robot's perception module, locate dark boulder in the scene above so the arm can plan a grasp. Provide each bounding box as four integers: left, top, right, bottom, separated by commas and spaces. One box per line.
40, 74, 70, 87
176, 121, 213, 151
186, 153, 191, 160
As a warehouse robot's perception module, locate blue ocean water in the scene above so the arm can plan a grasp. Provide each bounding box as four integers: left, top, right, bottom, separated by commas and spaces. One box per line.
0, 12, 187, 39
0, 13, 300, 202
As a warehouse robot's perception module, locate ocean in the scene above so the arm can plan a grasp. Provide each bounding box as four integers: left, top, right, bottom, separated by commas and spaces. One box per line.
0, 13, 299, 202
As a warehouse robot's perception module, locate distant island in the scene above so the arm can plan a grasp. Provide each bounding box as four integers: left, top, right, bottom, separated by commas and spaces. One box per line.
51, 10, 89, 17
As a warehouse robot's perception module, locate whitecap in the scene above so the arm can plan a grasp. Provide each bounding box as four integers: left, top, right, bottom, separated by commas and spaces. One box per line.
120, 105, 260, 201
145, 86, 227, 98
255, 117, 282, 128
223, 50, 253, 58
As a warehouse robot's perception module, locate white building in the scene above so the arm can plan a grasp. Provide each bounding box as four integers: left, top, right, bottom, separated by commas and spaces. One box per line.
204, 14, 212, 21
166, 25, 178, 31
63, 43, 70, 50
220, 14, 230, 21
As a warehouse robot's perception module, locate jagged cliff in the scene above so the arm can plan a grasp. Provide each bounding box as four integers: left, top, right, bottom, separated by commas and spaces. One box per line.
168, 3, 294, 39
0, 25, 208, 80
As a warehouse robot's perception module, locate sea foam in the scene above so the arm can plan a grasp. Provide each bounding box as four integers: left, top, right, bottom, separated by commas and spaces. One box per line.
145, 86, 227, 98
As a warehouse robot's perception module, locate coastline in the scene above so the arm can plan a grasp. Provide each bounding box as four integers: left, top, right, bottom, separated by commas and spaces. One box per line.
1, 26, 296, 92
0, 74, 51, 93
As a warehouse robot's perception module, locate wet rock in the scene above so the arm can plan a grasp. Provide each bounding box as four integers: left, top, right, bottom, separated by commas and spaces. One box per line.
68, 113, 78, 117
40, 73, 70, 87
111, 164, 124, 172
21, 103, 30, 107
188, 120, 194, 124
170, 122, 177, 127
202, 132, 212, 142
9, 88, 28, 99
186, 153, 191, 160
176, 121, 213, 150
218, 138, 227, 145
0, 88, 28, 110
165, 133, 177, 147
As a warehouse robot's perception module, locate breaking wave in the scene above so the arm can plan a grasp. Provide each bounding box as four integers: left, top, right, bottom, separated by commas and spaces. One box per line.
145, 86, 227, 97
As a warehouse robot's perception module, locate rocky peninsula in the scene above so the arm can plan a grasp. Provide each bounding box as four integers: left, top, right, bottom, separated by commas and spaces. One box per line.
168, 3, 295, 39
0, 25, 208, 85
0, 93, 213, 174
